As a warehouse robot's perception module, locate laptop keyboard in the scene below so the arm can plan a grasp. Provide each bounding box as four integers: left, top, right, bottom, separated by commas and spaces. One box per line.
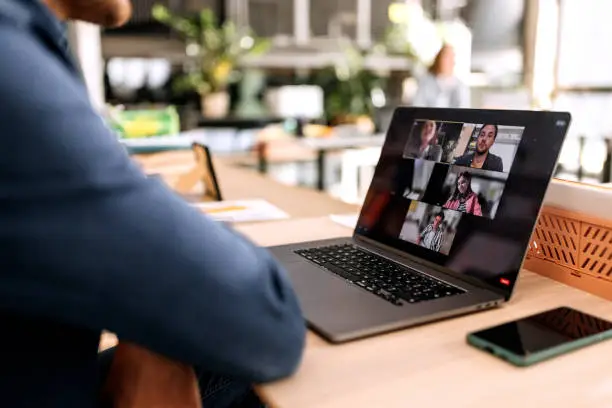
295, 244, 465, 306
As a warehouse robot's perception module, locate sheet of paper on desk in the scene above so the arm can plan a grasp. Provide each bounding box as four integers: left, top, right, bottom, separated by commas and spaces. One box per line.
329, 213, 359, 229
192, 199, 290, 223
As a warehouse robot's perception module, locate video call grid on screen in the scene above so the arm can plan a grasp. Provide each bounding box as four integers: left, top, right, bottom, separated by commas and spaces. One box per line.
368, 118, 526, 257
356, 109, 571, 293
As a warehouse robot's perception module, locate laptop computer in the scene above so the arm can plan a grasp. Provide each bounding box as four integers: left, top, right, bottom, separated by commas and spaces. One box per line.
269, 107, 571, 343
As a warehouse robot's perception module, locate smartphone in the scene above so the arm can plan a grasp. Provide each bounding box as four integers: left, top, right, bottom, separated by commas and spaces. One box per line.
467, 306, 612, 367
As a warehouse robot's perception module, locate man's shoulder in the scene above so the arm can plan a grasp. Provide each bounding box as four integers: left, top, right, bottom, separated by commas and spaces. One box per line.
0, 0, 66, 46
0, 0, 38, 28
490, 152, 503, 162
488, 152, 504, 169
454, 153, 473, 164
0, 0, 79, 85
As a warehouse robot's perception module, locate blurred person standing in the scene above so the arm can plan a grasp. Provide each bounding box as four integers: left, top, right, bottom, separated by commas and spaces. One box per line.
412, 44, 470, 109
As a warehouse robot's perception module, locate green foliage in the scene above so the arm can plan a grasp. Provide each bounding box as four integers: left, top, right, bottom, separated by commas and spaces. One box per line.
383, 23, 419, 61
312, 44, 386, 122
152, 5, 271, 94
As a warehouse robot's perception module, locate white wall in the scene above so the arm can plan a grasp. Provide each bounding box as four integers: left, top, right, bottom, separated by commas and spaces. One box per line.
489, 142, 518, 173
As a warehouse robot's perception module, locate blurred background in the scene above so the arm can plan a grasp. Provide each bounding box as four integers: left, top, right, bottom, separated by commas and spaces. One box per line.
69, 0, 612, 203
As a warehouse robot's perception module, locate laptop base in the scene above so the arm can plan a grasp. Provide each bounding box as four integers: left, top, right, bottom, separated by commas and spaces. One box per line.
269, 237, 504, 343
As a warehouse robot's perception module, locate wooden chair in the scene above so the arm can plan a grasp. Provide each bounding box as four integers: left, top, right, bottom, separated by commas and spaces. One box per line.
174, 143, 223, 201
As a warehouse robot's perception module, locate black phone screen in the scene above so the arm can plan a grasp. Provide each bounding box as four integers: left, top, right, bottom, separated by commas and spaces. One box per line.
471, 307, 612, 356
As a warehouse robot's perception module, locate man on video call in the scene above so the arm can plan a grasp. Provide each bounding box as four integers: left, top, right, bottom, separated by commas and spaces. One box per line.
0, 0, 305, 407
453, 124, 504, 172
417, 212, 445, 252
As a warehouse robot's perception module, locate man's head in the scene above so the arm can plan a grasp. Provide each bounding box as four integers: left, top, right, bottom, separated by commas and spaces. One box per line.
476, 124, 498, 155
43, 0, 132, 28
432, 212, 445, 229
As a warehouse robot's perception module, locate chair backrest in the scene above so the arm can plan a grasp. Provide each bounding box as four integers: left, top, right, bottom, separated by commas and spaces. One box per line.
173, 143, 223, 201
193, 143, 223, 201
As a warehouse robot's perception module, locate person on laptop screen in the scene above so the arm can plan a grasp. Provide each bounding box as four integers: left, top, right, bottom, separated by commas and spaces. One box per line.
403, 120, 444, 161
443, 171, 483, 216
453, 124, 504, 171
416, 212, 445, 252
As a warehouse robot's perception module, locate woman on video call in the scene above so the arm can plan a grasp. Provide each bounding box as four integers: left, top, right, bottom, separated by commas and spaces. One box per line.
404, 120, 443, 161
443, 171, 482, 216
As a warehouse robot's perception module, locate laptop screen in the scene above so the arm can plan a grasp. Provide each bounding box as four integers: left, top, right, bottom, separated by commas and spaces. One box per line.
355, 108, 570, 297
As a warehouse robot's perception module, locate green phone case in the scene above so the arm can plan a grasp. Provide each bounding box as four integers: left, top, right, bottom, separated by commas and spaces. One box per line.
467, 329, 612, 367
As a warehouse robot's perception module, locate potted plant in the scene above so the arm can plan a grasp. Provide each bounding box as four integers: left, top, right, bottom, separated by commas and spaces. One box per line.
313, 42, 387, 132
152, 5, 270, 118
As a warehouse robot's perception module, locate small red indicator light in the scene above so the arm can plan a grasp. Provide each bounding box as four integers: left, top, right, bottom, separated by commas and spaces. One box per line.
500, 278, 511, 286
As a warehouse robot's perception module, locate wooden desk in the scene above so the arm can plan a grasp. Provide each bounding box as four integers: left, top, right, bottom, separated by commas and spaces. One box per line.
235, 217, 612, 408
133, 151, 359, 218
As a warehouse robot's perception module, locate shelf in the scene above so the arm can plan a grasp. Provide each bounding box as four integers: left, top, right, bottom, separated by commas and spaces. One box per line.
101, 35, 412, 71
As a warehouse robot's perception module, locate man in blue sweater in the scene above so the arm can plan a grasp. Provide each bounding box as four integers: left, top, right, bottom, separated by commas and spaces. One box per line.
0, 0, 306, 407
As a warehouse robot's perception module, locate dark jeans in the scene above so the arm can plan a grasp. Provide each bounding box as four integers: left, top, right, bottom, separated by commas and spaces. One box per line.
98, 347, 264, 408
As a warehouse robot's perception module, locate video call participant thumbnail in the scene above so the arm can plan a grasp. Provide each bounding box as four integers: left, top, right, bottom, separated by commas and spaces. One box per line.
402, 159, 436, 202
399, 203, 461, 255
443, 171, 482, 216
403, 120, 443, 161
453, 124, 504, 172
417, 211, 445, 252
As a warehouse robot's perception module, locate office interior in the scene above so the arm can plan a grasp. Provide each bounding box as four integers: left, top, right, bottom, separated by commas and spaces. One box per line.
72, 0, 612, 201
38, 1, 612, 405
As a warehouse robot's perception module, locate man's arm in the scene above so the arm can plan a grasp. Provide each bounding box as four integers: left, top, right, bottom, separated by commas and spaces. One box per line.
417, 225, 429, 244
0, 25, 305, 383
433, 231, 443, 252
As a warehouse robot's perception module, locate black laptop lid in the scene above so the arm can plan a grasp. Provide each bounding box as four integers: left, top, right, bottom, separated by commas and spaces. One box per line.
354, 108, 571, 299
